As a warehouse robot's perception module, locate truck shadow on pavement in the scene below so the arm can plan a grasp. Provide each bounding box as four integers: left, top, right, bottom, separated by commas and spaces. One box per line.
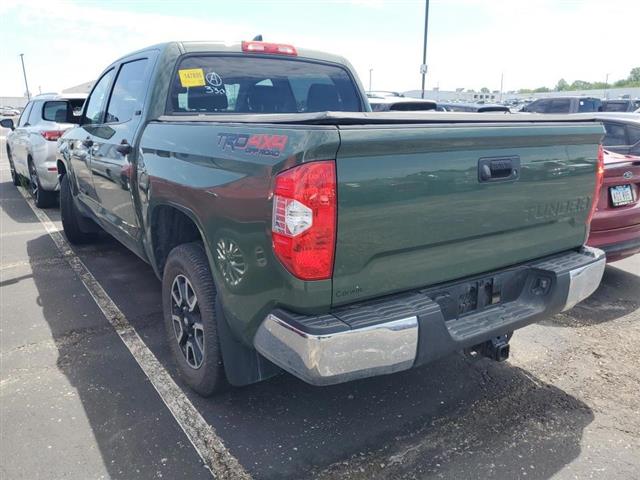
24, 231, 598, 480
541, 263, 640, 328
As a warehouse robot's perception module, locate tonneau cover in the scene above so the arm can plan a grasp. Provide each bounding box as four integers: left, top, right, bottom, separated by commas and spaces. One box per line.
156, 111, 602, 125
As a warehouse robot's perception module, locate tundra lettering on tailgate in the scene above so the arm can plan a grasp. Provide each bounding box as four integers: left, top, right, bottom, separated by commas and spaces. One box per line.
525, 196, 590, 221
218, 133, 288, 157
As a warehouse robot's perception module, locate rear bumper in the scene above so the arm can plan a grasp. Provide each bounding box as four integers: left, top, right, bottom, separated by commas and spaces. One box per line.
588, 222, 640, 261
254, 247, 605, 386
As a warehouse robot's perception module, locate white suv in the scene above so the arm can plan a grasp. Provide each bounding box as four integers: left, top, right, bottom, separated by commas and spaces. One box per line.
2, 94, 86, 207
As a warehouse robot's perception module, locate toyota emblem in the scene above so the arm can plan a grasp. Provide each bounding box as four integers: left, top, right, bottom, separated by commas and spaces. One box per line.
623, 171, 633, 179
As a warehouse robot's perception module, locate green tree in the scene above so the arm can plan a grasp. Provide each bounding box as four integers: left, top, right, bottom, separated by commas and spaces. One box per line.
480, 87, 490, 93
555, 78, 569, 91
629, 67, 640, 82
570, 80, 592, 90
533, 86, 550, 93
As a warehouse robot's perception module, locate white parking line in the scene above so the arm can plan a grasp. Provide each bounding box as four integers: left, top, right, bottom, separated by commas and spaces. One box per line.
17, 187, 251, 480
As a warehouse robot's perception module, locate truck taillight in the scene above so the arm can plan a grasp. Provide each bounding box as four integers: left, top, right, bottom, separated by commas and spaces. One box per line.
40, 130, 64, 141
241, 41, 297, 56
271, 161, 336, 280
586, 144, 605, 226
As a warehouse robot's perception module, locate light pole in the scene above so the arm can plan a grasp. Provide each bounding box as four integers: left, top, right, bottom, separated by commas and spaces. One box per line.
369, 68, 373, 92
604, 73, 610, 99
19, 53, 31, 101
420, 0, 430, 99
499, 72, 504, 103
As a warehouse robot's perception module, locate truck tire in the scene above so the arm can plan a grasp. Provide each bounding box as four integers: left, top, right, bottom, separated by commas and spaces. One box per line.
28, 159, 56, 208
163, 242, 228, 396
60, 174, 96, 244
7, 148, 19, 186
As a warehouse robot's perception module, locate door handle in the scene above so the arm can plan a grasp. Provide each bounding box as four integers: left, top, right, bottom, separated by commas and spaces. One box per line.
116, 140, 132, 156
478, 156, 520, 183
82, 137, 93, 148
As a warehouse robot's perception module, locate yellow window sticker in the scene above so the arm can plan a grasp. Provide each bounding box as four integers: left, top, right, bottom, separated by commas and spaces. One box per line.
178, 68, 206, 88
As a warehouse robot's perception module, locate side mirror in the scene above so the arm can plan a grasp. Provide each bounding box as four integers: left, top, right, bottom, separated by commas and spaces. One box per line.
0, 118, 15, 130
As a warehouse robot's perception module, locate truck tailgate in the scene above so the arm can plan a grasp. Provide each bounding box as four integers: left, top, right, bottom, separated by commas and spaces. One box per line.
332, 122, 604, 305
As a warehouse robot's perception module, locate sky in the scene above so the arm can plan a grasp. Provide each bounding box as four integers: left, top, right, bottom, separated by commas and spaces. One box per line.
0, 0, 638, 96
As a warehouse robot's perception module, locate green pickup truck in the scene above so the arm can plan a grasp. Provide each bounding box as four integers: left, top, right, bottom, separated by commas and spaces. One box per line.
56, 40, 606, 395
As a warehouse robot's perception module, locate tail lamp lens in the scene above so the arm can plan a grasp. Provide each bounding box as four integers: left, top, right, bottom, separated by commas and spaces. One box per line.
586, 144, 605, 226
271, 161, 336, 280
40, 130, 64, 141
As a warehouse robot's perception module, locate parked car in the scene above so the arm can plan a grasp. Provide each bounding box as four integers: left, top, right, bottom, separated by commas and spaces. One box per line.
0, 106, 20, 116
369, 97, 436, 111
586, 115, 640, 261
437, 102, 510, 113
521, 96, 602, 113
588, 149, 640, 261
56, 40, 605, 396
598, 113, 640, 156
601, 99, 640, 113
1, 93, 86, 207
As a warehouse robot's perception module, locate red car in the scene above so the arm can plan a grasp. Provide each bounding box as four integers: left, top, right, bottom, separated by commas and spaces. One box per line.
587, 148, 640, 261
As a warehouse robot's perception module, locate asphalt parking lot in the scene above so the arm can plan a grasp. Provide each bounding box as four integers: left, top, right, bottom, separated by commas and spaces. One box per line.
1, 132, 639, 479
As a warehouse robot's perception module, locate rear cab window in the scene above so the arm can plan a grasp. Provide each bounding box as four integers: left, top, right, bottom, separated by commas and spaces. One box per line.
167, 55, 363, 114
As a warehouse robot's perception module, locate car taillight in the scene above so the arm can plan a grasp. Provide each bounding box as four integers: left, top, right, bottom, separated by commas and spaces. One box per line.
40, 130, 64, 141
271, 161, 336, 280
586, 144, 605, 226
241, 41, 297, 56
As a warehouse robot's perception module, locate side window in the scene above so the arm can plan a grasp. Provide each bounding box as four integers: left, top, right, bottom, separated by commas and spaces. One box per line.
105, 59, 149, 124
547, 99, 571, 113
83, 69, 115, 125
578, 99, 597, 112
17, 102, 33, 127
43, 101, 70, 123
627, 125, 640, 145
27, 102, 41, 125
602, 123, 627, 146
526, 100, 549, 113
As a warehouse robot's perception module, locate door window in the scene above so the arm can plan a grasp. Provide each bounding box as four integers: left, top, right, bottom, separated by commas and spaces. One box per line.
83, 69, 115, 125
578, 99, 598, 112
17, 102, 33, 127
547, 99, 571, 113
626, 125, 640, 145
26, 102, 41, 125
602, 123, 627, 146
525, 99, 550, 113
105, 59, 149, 124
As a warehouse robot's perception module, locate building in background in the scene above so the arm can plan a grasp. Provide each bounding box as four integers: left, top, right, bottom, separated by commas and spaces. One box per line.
62, 81, 94, 94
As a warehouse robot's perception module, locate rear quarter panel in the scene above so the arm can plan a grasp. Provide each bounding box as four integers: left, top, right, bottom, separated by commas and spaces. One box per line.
139, 122, 340, 343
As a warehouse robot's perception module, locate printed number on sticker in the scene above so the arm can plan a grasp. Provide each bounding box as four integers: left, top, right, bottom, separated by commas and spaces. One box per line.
178, 68, 206, 87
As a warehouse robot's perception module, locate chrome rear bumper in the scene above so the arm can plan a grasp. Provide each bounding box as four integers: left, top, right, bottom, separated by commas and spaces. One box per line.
254, 314, 418, 386
562, 246, 606, 311
254, 247, 606, 386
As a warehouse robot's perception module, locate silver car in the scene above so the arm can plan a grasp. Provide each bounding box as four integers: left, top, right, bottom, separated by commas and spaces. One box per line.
1, 93, 86, 207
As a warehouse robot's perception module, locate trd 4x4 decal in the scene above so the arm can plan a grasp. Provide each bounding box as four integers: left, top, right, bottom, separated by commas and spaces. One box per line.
218, 133, 288, 157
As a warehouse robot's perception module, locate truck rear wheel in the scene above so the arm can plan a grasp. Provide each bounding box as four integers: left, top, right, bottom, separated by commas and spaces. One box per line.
162, 242, 228, 396
60, 175, 97, 244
